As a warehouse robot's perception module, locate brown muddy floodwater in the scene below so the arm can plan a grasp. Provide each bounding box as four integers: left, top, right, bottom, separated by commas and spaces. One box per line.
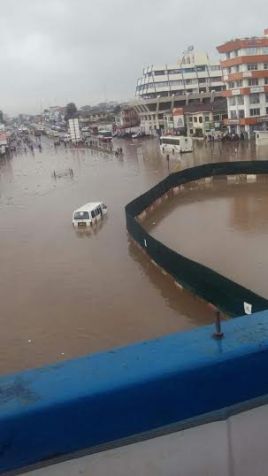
146, 178, 268, 301
0, 137, 267, 375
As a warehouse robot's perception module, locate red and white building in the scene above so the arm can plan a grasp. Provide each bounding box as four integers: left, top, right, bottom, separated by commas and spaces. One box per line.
217, 29, 268, 136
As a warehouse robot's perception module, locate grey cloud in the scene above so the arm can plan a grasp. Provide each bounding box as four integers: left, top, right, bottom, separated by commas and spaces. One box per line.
0, 0, 267, 114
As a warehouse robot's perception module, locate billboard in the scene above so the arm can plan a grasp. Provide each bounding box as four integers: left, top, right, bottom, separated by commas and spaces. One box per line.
68, 118, 81, 143
173, 108, 185, 129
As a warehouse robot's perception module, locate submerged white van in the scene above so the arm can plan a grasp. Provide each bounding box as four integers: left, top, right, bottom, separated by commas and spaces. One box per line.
72, 202, 108, 228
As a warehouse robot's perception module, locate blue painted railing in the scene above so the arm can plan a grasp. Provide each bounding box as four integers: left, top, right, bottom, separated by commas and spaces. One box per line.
1, 312, 268, 473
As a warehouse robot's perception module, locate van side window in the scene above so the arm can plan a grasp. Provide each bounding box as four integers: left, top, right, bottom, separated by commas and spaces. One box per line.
91, 210, 95, 218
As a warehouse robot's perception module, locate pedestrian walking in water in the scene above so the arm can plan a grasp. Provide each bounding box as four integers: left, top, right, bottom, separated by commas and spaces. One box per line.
166, 154, 170, 172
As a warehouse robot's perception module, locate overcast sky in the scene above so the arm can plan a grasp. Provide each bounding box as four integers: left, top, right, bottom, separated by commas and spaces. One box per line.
0, 0, 267, 115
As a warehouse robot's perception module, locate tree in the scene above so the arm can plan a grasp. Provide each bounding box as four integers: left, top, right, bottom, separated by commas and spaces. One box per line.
65, 103, 78, 122
113, 105, 121, 115
0, 110, 4, 124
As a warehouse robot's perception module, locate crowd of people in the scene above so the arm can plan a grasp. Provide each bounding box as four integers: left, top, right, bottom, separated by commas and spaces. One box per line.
8, 131, 42, 154
205, 131, 247, 142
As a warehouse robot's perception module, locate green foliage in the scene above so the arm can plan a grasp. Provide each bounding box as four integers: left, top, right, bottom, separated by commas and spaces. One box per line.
65, 103, 78, 122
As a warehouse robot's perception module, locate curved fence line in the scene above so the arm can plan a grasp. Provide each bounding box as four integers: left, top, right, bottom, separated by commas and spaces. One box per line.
125, 161, 268, 317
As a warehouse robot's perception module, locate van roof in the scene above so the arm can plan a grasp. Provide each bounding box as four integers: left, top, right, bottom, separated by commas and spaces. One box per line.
73, 202, 103, 214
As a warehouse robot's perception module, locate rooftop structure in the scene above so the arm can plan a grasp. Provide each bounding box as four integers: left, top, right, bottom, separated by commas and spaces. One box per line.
136, 48, 225, 100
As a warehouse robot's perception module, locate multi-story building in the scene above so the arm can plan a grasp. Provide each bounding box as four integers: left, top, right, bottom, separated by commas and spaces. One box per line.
132, 48, 225, 134
136, 49, 224, 99
115, 107, 140, 130
217, 29, 268, 136
184, 101, 227, 137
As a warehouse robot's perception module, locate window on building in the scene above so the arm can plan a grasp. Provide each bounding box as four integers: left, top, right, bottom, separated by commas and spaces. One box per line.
194, 117, 197, 123
168, 69, 181, 75
265, 78, 268, 85
237, 95, 244, 105
238, 110, 245, 118
266, 94, 268, 102
266, 107, 268, 115
229, 97, 236, 106
156, 81, 169, 88
188, 116, 193, 122
248, 78, 259, 86
170, 80, 184, 86
263, 47, 268, 54
250, 108, 260, 116
198, 78, 206, 83
230, 111, 237, 119
154, 70, 166, 76
226, 52, 231, 59
247, 64, 258, 70
245, 47, 258, 55
249, 93, 260, 104
204, 116, 210, 122
229, 81, 235, 88
199, 117, 203, 123
236, 80, 243, 87
264, 63, 268, 70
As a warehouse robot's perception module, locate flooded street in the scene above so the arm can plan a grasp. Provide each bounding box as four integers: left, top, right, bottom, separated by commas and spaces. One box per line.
0, 137, 267, 375
147, 179, 268, 299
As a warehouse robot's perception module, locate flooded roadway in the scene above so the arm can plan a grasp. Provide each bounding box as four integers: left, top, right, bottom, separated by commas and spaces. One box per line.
146, 179, 268, 298
0, 137, 267, 375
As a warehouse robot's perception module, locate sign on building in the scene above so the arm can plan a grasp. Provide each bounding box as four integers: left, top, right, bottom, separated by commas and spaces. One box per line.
173, 108, 184, 129
250, 86, 264, 93
68, 118, 81, 143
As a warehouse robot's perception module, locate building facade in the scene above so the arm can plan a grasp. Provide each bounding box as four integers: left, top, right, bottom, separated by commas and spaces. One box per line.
217, 29, 268, 136
136, 49, 224, 99
132, 48, 225, 135
184, 101, 227, 137
115, 107, 140, 129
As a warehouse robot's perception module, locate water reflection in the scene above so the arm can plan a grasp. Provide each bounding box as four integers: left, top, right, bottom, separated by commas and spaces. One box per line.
128, 240, 216, 328
148, 180, 268, 298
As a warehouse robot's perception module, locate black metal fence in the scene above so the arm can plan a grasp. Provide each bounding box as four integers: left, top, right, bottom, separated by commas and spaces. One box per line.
125, 161, 268, 317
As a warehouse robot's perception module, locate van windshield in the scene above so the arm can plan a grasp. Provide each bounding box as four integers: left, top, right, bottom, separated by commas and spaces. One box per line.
74, 211, 89, 220
160, 138, 180, 145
